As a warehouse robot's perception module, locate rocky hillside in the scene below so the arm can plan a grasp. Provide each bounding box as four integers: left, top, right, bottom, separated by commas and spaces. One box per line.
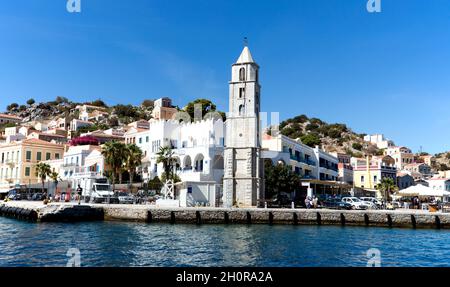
432, 152, 450, 171
275, 114, 383, 157
2, 97, 155, 127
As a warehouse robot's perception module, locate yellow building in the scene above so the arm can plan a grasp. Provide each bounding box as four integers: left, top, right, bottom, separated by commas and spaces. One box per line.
352, 155, 397, 196
0, 139, 65, 192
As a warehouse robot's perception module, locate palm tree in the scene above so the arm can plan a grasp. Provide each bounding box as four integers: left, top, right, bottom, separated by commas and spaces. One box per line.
124, 144, 143, 192
156, 146, 175, 181
376, 177, 398, 205
101, 141, 127, 192
35, 163, 52, 199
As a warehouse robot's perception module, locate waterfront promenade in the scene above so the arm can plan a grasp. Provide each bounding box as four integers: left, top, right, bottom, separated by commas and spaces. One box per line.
0, 200, 449, 229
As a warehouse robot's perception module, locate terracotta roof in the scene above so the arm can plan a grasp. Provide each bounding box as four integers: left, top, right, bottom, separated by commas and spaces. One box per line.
89, 131, 123, 139
22, 138, 64, 147
0, 114, 22, 120
40, 133, 67, 138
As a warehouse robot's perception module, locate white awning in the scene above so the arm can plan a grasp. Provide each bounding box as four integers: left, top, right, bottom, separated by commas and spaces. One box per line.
395, 184, 450, 197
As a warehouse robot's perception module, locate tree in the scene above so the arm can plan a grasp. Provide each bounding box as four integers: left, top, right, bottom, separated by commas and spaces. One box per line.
161, 172, 181, 183
156, 146, 176, 182
305, 123, 319, 131
376, 177, 398, 203
90, 99, 108, 108
141, 99, 154, 108
300, 133, 321, 147
6, 103, 18, 111
124, 144, 143, 191
439, 164, 449, 171
55, 96, 69, 104
147, 176, 163, 193
114, 104, 138, 118
35, 163, 52, 199
27, 98, 35, 105
264, 159, 301, 206
309, 118, 323, 126
102, 141, 127, 191
184, 99, 226, 121
292, 114, 309, 123
352, 142, 363, 151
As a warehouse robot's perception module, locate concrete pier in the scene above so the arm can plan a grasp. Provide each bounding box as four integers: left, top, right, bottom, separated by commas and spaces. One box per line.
0, 201, 449, 229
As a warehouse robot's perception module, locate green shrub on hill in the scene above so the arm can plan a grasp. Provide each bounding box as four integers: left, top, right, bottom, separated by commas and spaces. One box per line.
300, 133, 321, 147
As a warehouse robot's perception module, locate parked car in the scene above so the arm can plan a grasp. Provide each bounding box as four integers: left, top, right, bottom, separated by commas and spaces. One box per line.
360, 197, 382, 209
8, 194, 24, 201
342, 197, 370, 210
31, 193, 45, 201
118, 192, 135, 204
268, 194, 292, 207
322, 198, 353, 210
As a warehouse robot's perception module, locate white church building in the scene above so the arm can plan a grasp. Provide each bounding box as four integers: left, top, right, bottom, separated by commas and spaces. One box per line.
128, 118, 226, 185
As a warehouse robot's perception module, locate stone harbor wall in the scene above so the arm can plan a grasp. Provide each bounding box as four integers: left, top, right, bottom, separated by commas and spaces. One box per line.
0, 201, 449, 229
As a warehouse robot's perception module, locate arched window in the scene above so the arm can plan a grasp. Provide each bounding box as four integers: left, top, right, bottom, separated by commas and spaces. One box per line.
238, 105, 245, 116
194, 154, 205, 172
239, 68, 246, 81
183, 156, 192, 170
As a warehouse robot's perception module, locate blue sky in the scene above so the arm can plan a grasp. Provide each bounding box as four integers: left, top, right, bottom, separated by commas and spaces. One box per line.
1, 0, 450, 153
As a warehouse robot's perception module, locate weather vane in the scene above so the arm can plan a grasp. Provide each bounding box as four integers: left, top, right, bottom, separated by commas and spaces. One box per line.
244, 37, 248, 47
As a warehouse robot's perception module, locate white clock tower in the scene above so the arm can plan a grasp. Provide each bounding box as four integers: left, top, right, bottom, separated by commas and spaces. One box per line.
223, 45, 264, 208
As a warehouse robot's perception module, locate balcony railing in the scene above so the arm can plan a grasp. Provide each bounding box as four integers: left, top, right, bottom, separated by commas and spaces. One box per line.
300, 158, 316, 166
320, 164, 338, 172
62, 163, 79, 168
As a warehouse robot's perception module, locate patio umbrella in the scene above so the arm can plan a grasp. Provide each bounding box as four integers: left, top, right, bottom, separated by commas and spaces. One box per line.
417, 188, 450, 198
394, 184, 429, 197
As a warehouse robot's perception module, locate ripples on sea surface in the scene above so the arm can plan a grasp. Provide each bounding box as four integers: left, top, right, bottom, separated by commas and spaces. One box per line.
0, 217, 449, 267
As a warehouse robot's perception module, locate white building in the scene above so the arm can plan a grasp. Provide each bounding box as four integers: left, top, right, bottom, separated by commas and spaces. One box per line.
426, 178, 450, 192
61, 145, 101, 179
69, 119, 93, 132
151, 97, 178, 120
329, 152, 353, 185
364, 134, 395, 149
385, 146, 414, 170
0, 114, 22, 125
403, 162, 432, 177
4, 127, 26, 143
262, 133, 341, 198
132, 119, 225, 184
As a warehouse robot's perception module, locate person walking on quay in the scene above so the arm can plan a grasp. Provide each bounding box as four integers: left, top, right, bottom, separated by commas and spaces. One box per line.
305, 197, 311, 209
76, 185, 83, 205
313, 196, 318, 209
